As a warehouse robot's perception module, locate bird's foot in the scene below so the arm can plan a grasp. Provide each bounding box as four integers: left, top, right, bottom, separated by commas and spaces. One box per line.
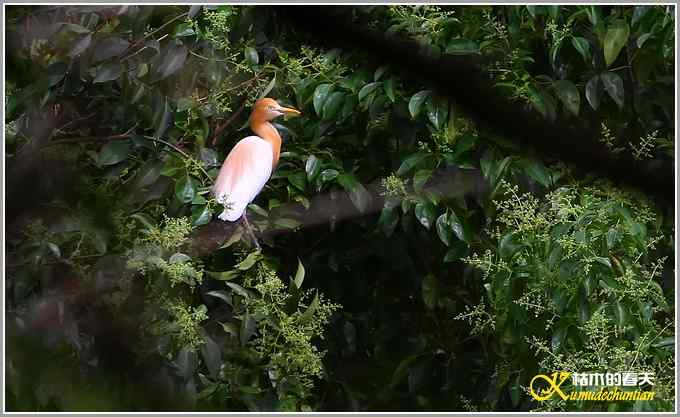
242, 214, 261, 251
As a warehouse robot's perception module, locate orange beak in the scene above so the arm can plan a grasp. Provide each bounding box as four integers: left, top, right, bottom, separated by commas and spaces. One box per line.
278, 106, 301, 117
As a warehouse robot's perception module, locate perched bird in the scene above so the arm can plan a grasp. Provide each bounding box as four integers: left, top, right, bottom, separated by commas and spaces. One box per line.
212, 97, 301, 249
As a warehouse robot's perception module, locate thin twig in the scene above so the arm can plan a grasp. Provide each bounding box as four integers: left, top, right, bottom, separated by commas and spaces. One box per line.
211, 101, 247, 147
143, 12, 189, 42
43, 123, 212, 181
51, 112, 97, 137
6, 253, 104, 269
120, 11, 189, 61
45, 124, 138, 147
142, 135, 212, 180
189, 49, 233, 63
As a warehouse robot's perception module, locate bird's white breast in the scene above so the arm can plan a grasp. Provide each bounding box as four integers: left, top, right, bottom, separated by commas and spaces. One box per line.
212, 136, 273, 221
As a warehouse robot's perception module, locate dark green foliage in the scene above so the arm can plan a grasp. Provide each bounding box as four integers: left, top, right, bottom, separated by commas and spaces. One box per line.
5, 5, 674, 412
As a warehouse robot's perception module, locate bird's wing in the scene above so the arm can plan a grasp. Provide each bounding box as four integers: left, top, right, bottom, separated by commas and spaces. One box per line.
212, 136, 273, 221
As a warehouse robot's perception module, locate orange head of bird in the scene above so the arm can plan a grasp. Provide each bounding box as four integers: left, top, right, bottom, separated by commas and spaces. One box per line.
251, 98, 301, 122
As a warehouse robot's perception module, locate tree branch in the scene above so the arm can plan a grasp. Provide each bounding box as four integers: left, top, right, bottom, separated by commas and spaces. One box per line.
211, 101, 247, 147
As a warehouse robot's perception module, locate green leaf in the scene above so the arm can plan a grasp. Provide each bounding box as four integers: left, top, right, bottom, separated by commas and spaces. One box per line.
200, 332, 221, 379
614, 302, 627, 329
235, 251, 261, 270
378, 205, 399, 237
191, 195, 207, 206
553, 80, 580, 116
45, 242, 61, 258
436, 213, 451, 246
636, 33, 653, 49
188, 4, 203, 18
397, 152, 428, 176
528, 85, 556, 122
191, 204, 212, 226
69, 33, 92, 58
603, 20, 630, 67
491, 156, 513, 186
323, 91, 344, 120
239, 313, 256, 346
46, 62, 68, 88
606, 228, 619, 249
426, 98, 448, 130
652, 337, 674, 349
58, 23, 91, 34
305, 155, 321, 181
571, 36, 590, 62
258, 74, 276, 99
349, 182, 372, 214
594, 256, 612, 270
443, 241, 467, 263
374, 65, 388, 81
389, 354, 425, 389
130, 213, 155, 231
287, 171, 306, 191
93, 37, 130, 62
445, 38, 479, 55
499, 232, 523, 259
131, 83, 146, 104
313, 83, 332, 115
273, 218, 301, 229
632, 6, 652, 27
628, 221, 647, 241
526, 5, 544, 19
156, 42, 188, 80
219, 321, 239, 337
247, 203, 268, 217
227, 282, 251, 299
207, 270, 239, 281
384, 77, 396, 102
338, 174, 371, 213
206, 290, 232, 305
480, 149, 495, 179
169, 252, 191, 264
155, 98, 172, 139
175, 346, 197, 379
551, 324, 568, 351
244, 46, 259, 66
450, 134, 476, 162
601, 72, 625, 109
413, 169, 432, 193
93, 62, 122, 83
523, 159, 551, 188
585, 75, 601, 110
175, 175, 196, 203
408, 90, 431, 118
293, 259, 305, 289
546, 5, 560, 19
176, 97, 197, 112
421, 274, 438, 309
358, 82, 381, 102
320, 169, 339, 183
509, 375, 521, 407
414, 200, 435, 229
98, 141, 130, 166
173, 23, 195, 38
302, 291, 320, 322
448, 210, 468, 243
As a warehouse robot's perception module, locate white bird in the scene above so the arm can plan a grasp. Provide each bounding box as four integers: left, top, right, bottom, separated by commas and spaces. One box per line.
212, 97, 301, 249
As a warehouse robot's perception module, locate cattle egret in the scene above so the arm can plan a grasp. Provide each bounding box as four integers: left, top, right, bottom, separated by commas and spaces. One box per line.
212, 97, 301, 249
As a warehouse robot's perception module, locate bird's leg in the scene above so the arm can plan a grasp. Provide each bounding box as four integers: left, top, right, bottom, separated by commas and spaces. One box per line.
242, 213, 261, 251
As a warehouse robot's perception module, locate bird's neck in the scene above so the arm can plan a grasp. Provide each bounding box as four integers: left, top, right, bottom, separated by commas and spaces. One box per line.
251, 120, 281, 169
